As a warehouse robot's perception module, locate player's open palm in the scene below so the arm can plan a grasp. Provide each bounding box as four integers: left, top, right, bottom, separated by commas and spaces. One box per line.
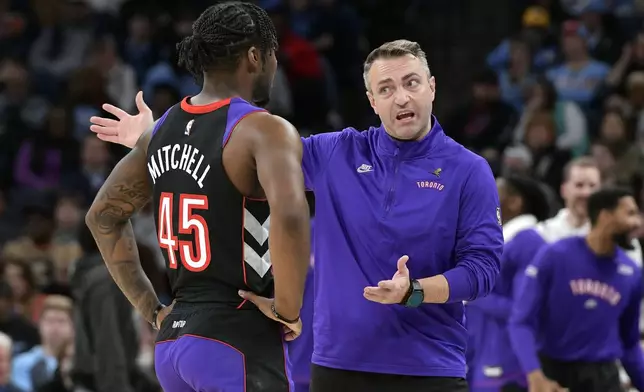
89, 91, 153, 148
363, 255, 411, 304
238, 290, 303, 341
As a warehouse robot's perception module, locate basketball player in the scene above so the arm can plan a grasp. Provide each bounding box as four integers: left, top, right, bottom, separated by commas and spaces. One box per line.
509, 188, 644, 392
84, 3, 310, 391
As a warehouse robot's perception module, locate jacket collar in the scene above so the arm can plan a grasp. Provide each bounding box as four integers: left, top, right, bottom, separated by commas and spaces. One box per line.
375, 115, 446, 159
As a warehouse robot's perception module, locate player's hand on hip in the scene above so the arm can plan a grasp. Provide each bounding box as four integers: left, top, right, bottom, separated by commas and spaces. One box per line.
238, 290, 302, 341
154, 300, 176, 329
363, 255, 411, 304
89, 90, 153, 148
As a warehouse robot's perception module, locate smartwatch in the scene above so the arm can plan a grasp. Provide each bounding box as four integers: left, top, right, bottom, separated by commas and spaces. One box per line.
400, 279, 424, 308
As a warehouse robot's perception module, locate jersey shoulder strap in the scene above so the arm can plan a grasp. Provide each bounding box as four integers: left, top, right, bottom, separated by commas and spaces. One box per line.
222, 97, 267, 148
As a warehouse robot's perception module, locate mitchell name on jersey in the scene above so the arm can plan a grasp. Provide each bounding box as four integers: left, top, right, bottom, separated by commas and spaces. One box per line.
148, 143, 211, 188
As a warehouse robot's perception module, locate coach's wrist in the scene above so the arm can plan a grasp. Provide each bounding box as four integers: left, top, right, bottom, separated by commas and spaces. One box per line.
418, 275, 449, 303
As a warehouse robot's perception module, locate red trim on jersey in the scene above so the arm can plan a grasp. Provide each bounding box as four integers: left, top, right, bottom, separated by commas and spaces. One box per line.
181, 96, 232, 114
245, 196, 267, 202
222, 109, 267, 148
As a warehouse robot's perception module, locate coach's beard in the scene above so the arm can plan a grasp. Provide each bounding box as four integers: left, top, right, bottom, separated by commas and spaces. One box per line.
613, 232, 634, 250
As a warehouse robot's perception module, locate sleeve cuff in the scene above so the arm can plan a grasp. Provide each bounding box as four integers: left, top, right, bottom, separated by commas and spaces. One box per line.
443, 267, 473, 303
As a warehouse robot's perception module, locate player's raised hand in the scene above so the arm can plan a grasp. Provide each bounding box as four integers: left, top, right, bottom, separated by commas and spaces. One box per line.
237, 290, 303, 341
363, 255, 411, 304
90, 91, 153, 148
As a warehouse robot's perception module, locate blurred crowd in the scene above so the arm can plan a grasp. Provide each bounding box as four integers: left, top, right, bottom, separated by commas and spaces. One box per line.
0, 0, 643, 391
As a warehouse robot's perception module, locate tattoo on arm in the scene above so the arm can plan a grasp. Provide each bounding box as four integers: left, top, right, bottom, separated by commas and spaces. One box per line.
86, 130, 161, 324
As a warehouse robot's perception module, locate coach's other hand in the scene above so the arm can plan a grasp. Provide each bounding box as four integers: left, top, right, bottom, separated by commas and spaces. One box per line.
89, 90, 152, 148
238, 290, 303, 341
363, 255, 411, 304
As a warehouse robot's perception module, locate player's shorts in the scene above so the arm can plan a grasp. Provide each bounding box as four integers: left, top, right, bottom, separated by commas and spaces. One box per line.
540, 354, 622, 392
155, 302, 291, 392
310, 364, 469, 392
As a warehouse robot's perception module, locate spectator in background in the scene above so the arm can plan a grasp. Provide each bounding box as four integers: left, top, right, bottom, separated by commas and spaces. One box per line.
2, 206, 56, 290
61, 136, 111, 206
11, 296, 74, 392
498, 37, 536, 112
578, 2, 622, 64
546, 20, 610, 110
522, 110, 571, 190
28, 0, 94, 83
71, 224, 145, 392
65, 66, 109, 140
446, 70, 516, 169
0, 281, 39, 356
597, 109, 644, 189
148, 84, 179, 120
268, 5, 330, 130
123, 13, 159, 86
516, 77, 589, 157
36, 338, 74, 392
50, 195, 82, 286
0, 332, 22, 392
309, 0, 366, 125
12, 107, 81, 194
88, 35, 137, 113
0, 58, 50, 187
0, 0, 37, 59
2, 260, 46, 324
487, 6, 558, 73
623, 72, 644, 139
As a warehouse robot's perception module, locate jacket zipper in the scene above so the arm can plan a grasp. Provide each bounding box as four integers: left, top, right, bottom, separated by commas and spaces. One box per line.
383, 148, 400, 215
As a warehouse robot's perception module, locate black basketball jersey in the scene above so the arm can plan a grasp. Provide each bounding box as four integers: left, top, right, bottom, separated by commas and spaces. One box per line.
147, 97, 273, 304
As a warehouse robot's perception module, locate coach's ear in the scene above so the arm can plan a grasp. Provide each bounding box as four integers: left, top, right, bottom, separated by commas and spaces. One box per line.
366, 91, 378, 115
429, 76, 436, 102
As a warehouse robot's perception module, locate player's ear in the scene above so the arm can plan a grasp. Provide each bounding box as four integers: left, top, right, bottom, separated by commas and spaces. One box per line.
246, 46, 261, 73
366, 91, 378, 115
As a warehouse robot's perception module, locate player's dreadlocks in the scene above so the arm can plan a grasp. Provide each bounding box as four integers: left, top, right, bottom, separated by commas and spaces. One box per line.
176, 2, 278, 77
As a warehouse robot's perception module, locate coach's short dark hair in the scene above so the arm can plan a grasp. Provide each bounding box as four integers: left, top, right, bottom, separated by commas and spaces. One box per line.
176, 2, 278, 77
505, 176, 551, 221
587, 187, 633, 226
363, 40, 430, 91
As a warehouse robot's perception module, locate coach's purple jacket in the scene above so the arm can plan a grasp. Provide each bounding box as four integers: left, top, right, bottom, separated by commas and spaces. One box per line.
300, 119, 503, 377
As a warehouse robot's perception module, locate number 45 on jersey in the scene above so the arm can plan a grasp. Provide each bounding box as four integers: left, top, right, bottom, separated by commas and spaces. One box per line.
158, 192, 211, 272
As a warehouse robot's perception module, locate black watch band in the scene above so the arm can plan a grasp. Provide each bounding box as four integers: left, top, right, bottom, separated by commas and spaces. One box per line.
399, 278, 415, 305
271, 302, 300, 324
151, 303, 165, 330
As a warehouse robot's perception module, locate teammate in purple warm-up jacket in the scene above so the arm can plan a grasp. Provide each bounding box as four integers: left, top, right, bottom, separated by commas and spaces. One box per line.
467, 176, 550, 392
509, 188, 644, 392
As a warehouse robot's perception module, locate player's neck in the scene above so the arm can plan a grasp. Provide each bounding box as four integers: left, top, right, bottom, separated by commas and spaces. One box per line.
194, 74, 253, 104
586, 229, 615, 256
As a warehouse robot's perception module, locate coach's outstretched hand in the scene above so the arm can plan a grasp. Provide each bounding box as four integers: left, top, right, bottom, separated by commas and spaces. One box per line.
90, 91, 152, 148
363, 255, 411, 304
238, 290, 303, 341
